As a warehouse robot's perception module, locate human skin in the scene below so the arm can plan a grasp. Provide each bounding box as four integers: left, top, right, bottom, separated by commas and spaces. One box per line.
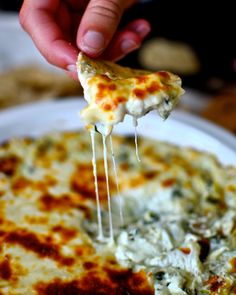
19, 0, 151, 79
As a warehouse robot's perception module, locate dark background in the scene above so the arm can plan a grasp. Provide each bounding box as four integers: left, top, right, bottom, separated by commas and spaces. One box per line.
1, 0, 235, 93
121, 1, 236, 93
0, 0, 22, 11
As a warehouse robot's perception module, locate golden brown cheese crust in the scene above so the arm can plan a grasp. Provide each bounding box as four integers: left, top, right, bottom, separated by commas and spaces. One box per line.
0, 132, 155, 295
77, 53, 184, 128
0, 131, 236, 294
88, 71, 172, 113
35, 269, 154, 295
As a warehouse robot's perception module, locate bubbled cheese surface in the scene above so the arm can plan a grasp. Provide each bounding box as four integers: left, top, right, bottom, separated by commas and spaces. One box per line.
77, 53, 184, 129
0, 131, 236, 294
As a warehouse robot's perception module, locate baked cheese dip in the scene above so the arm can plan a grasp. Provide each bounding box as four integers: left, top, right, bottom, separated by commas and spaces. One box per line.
1, 131, 236, 294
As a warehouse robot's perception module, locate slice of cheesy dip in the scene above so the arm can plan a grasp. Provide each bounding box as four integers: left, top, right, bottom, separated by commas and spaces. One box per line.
77, 53, 184, 133
1, 130, 236, 294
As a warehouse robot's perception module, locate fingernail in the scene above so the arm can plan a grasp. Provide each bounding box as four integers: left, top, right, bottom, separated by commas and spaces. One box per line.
81, 30, 105, 54
67, 64, 77, 73
134, 24, 151, 38
121, 40, 140, 54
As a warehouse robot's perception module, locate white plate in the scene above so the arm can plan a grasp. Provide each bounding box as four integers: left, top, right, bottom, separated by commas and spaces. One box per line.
0, 98, 235, 166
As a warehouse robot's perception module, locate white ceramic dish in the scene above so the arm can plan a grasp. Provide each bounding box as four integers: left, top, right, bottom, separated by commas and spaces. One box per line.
0, 98, 235, 166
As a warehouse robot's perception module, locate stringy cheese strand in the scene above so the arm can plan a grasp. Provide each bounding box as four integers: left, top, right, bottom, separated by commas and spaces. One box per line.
109, 135, 124, 225
90, 129, 103, 240
102, 133, 114, 243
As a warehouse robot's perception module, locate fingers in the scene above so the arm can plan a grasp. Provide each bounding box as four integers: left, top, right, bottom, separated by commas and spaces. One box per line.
102, 19, 151, 61
19, 0, 150, 75
77, 0, 126, 57
102, 30, 141, 61
19, 0, 78, 70
125, 19, 151, 39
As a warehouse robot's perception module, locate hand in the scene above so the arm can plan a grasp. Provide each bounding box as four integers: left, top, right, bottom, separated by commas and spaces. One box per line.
19, 0, 151, 79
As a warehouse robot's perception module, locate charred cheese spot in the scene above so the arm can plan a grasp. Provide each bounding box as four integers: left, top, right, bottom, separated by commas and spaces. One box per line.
39, 193, 90, 216
0, 256, 12, 280
104, 268, 154, 295
146, 81, 161, 93
25, 216, 49, 225
4, 230, 74, 266
143, 170, 159, 180
52, 226, 77, 242
75, 245, 95, 257
132, 88, 146, 100
179, 247, 191, 255
161, 178, 176, 187
101, 103, 113, 111
157, 71, 170, 81
35, 268, 154, 295
95, 82, 116, 100
35, 279, 79, 295
108, 84, 117, 91
116, 96, 126, 103
204, 275, 225, 293
0, 155, 20, 176
97, 82, 106, 93
0, 230, 5, 237
136, 75, 149, 84
11, 177, 32, 192
11, 175, 59, 196
70, 162, 115, 204
33, 182, 49, 194
119, 162, 130, 171
83, 261, 97, 270
93, 82, 127, 112
39, 193, 73, 211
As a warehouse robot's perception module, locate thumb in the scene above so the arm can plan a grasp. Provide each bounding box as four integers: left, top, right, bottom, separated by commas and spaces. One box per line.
77, 0, 125, 57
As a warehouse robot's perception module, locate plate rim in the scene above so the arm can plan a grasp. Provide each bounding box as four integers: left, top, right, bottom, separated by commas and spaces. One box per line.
0, 97, 235, 155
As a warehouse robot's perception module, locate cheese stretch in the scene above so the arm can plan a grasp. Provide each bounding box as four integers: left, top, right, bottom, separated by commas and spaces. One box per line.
76, 53, 184, 243
1, 131, 236, 294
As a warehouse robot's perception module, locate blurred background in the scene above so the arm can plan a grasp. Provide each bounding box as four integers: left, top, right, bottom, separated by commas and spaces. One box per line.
0, 0, 236, 132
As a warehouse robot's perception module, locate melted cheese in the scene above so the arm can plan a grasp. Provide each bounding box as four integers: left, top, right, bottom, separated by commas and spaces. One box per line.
109, 135, 124, 225
102, 133, 113, 243
90, 128, 103, 240
77, 52, 184, 133
77, 53, 184, 243
1, 131, 236, 294
133, 118, 141, 162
